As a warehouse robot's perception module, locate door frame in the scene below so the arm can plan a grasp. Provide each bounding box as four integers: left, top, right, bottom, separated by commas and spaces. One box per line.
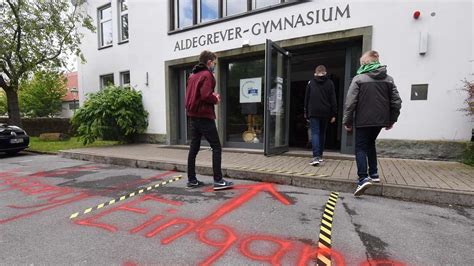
264, 39, 291, 156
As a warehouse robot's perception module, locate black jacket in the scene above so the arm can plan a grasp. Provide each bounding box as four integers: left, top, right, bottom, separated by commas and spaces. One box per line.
304, 75, 337, 119
342, 66, 402, 127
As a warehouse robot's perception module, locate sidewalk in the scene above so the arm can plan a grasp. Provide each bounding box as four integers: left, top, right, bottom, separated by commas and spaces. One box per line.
59, 144, 474, 206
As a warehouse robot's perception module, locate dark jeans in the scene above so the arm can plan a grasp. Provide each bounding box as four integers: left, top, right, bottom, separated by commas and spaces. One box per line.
310, 118, 329, 158
355, 127, 383, 181
187, 117, 222, 182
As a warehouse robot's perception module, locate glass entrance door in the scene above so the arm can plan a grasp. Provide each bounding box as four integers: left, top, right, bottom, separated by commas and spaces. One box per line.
264, 39, 291, 156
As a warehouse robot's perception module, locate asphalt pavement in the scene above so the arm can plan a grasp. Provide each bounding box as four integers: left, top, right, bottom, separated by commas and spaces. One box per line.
1, 154, 473, 265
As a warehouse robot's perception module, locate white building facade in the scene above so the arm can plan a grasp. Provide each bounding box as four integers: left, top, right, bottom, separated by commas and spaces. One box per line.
78, 0, 474, 155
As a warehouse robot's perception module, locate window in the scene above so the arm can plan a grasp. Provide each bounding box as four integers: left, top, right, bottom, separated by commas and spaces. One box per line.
178, 0, 193, 28
100, 74, 114, 89
98, 4, 113, 47
69, 102, 79, 110
171, 0, 294, 30
120, 71, 130, 87
253, 0, 280, 9
200, 0, 218, 22
226, 0, 247, 16
118, 0, 129, 42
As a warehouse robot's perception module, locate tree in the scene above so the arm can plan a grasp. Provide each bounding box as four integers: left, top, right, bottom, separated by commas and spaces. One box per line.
0, 0, 94, 126
19, 71, 67, 117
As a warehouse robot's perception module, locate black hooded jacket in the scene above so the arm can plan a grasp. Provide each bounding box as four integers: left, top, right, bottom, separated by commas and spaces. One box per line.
304, 75, 337, 119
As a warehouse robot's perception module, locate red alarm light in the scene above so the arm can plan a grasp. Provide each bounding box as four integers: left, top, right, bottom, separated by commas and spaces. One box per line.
413, 11, 421, 19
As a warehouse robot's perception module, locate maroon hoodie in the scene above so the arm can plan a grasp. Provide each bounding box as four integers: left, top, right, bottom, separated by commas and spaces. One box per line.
185, 63, 218, 120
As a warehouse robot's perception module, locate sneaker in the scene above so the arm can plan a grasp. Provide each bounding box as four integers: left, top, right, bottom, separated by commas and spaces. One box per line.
309, 157, 320, 166
213, 179, 234, 190
370, 175, 380, 183
354, 178, 373, 197
186, 180, 205, 189
319, 158, 324, 162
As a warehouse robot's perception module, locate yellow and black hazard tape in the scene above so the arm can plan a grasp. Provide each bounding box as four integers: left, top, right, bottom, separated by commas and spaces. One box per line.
232, 166, 328, 178
69, 175, 182, 219
317, 192, 339, 266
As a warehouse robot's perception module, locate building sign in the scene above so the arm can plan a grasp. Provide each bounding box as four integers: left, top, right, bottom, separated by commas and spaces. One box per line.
240, 77, 262, 103
174, 4, 351, 52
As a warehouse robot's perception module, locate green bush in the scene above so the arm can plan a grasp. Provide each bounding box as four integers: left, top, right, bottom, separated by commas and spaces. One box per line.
72, 86, 148, 145
0, 89, 7, 115
462, 142, 474, 166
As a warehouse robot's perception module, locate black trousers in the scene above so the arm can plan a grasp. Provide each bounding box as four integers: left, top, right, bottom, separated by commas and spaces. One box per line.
187, 117, 222, 182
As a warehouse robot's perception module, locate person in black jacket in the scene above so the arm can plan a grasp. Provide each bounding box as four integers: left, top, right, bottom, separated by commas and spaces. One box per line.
304, 65, 337, 166
343, 50, 402, 196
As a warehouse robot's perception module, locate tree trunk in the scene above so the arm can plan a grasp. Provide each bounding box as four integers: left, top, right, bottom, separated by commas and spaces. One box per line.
5, 86, 22, 126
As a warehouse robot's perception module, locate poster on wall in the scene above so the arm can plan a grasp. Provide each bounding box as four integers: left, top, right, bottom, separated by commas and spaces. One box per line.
240, 77, 262, 103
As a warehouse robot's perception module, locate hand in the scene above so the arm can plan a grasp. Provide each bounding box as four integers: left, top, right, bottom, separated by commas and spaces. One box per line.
385, 124, 394, 130
330, 117, 336, 123
344, 125, 352, 132
213, 92, 221, 103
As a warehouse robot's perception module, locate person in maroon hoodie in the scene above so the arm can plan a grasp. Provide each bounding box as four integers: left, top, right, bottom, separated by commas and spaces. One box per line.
185, 50, 234, 190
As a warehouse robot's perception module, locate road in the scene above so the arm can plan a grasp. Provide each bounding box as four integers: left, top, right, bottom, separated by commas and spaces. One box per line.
1, 154, 472, 265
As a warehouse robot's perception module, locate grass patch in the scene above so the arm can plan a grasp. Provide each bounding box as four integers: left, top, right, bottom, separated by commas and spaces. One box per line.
28, 137, 119, 153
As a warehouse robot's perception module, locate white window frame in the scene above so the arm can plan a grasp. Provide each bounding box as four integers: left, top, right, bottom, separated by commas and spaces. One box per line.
118, 0, 129, 43
120, 71, 130, 87
100, 73, 114, 89
98, 4, 113, 48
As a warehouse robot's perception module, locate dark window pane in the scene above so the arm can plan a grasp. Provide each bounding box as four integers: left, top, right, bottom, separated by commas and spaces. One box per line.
255, 0, 280, 9
121, 72, 130, 86
121, 14, 128, 40
227, 0, 247, 16
101, 74, 114, 88
200, 0, 218, 22
178, 0, 193, 28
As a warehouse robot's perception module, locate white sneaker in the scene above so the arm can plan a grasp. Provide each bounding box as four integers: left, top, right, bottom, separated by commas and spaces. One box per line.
309, 157, 320, 166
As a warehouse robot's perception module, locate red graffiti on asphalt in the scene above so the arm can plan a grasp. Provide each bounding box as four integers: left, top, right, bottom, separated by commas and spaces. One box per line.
0, 166, 100, 224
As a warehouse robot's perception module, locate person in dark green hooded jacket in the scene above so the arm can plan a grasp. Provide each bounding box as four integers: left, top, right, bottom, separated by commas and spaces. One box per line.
343, 50, 402, 197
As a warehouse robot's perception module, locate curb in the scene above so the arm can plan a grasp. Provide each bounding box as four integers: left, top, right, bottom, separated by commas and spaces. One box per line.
59, 151, 474, 207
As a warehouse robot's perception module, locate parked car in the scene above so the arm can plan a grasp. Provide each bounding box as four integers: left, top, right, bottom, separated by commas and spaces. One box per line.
0, 123, 30, 155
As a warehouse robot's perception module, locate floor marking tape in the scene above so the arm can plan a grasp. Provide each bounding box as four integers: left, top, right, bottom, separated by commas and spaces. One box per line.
69, 175, 182, 219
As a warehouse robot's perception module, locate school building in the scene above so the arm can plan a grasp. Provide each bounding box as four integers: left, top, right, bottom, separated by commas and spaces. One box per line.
77, 0, 474, 157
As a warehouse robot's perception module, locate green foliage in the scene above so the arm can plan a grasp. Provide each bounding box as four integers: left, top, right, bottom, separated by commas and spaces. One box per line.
462, 142, 474, 166
19, 71, 67, 117
72, 86, 149, 145
0, 90, 6, 115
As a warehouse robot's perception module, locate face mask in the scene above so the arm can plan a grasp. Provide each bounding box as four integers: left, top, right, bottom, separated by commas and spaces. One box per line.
209, 65, 215, 73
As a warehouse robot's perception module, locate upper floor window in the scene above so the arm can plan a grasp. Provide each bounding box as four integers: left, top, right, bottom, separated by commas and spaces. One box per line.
226, 0, 247, 16
171, 0, 293, 31
200, 0, 218, 23
119, 0, 129, 42
98, 4, 113, 48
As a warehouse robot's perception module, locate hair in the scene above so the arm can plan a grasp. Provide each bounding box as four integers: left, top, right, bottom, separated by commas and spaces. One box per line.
314, 65, 327, 76
198, 50, 217, 64
360, 50, 379, 65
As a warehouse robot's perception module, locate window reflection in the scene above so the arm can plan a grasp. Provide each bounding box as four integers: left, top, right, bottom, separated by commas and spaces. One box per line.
201, 0, 218, 22
179, 0, 193, 28
254, 0, 280, 9
226, 0, 247, 16
225, 58, 265, 145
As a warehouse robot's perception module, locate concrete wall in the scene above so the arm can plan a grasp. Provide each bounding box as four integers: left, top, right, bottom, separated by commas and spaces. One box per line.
78, 0, 474, 141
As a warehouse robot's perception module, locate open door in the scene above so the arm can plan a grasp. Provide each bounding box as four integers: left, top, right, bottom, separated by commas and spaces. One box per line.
264, 39, 291, 156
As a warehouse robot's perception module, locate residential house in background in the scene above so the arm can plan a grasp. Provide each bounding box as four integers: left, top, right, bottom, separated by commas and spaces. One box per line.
61, 71, 79, 118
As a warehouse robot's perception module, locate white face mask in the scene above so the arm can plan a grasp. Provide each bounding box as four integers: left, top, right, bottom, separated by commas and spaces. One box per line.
315, 72, 327, 77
